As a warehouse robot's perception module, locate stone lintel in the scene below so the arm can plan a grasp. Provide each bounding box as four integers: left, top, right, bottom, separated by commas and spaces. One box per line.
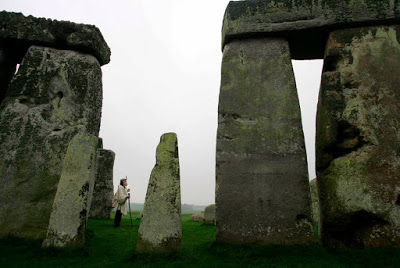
222, 0, 400, 59
0, 11, 110, 65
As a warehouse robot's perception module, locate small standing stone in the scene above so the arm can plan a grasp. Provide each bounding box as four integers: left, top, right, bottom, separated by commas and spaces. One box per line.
136, 133, 181, 253
203, 204, 215, 225
89, 147, 115, 219
42, 133, 98, 248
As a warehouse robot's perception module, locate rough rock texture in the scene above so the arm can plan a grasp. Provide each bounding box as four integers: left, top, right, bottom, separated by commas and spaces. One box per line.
316, 25, 400, 248
0, 45, 102, 239
137, 212, 143, 220
216, 38, 313, 245
309, 179, 320, 227
0, 11, 110, 65
189, 213, 204, 222
42, 133, 98, 248
203, 204, 215, 225
89, 148, 115, 219
222, 0, 400, 59
136, 133, 181, 253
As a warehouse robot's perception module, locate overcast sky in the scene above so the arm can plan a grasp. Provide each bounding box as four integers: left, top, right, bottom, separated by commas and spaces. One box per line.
1, 0, 323, 206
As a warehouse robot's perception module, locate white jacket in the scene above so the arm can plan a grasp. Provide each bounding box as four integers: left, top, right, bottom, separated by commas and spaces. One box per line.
116, 185, 129, 215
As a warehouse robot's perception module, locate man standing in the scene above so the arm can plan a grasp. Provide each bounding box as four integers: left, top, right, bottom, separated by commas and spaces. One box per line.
114, 178, 130, 228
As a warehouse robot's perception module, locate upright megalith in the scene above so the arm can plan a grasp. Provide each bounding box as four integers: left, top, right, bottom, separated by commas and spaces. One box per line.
216, 38, 313, 245
43, 133, 98, 248
90, 146, 115, 219
0, 45, 103, 239
316, 25, 400, 248
203, 204, 215, 225
136, 133, 181, 253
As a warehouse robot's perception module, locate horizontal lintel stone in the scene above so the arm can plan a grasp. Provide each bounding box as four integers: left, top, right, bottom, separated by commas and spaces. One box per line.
0, 11, 110, 65
222, 0, 400, 59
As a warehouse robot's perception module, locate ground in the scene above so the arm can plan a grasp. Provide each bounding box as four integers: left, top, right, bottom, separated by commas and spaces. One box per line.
0, 212, 399, 267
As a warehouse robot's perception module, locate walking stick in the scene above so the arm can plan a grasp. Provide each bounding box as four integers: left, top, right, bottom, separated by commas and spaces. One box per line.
128, 193, 133, 228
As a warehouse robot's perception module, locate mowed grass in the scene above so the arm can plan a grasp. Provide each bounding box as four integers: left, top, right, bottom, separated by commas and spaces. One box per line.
0, 212, 399, 267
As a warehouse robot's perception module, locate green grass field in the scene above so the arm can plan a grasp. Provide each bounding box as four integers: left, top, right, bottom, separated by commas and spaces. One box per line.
0, 212, 399, 267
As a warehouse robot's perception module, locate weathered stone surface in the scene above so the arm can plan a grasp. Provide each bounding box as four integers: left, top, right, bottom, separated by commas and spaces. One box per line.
89, 148, 115, 219
137, 212, 143, 220
0, 11, 110, 65
222, 0, 400, 59
136, 133, 181, 253
189, 213, 204, 222
309, 179, 320, 227
42, 133, 98, 248
203, 204, 215, 225
216, 38, 313, 245
316, 25, 400, 248
0, 46, 102, 239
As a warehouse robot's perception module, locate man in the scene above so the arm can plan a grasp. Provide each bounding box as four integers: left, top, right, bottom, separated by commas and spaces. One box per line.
114, 178, 130, 228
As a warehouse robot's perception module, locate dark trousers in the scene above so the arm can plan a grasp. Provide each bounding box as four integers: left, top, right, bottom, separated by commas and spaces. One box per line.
114, 210, 122, 227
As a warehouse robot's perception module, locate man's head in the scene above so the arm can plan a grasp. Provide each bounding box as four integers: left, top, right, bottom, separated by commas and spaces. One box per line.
120, 178, 128, 187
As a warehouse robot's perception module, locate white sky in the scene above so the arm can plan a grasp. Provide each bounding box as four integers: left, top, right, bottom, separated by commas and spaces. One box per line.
1, 0, 322, 206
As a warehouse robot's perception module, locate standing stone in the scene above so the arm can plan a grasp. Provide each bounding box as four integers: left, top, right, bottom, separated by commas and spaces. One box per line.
203, 204, 215, 225
316, 25, 400, 249
309, 179, 320, 227
0, 46, 102, 239
89, 147, 115, 219
216, 38, 314, 245
42, 133, 98, 247
136, 133, 181, 253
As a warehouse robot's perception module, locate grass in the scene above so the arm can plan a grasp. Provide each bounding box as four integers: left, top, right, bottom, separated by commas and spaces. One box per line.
0, 212, 399, 267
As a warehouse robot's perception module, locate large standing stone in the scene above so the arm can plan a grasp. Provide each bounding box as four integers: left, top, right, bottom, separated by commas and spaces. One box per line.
309, 179, 320, 227
203, 204, 215, 225
216, 38, 313, 245
0, 46, 102, 239
316, 25, 400, 248
42, 133, 98, 248
89, 147, 115, 219
136, 133, 181, 253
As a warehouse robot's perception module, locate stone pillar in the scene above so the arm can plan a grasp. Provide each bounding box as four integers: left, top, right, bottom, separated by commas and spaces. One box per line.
42, 133, 98, 248
89, 147, 115, 219
316, 25, 400, 248
0, 46, 102, 239
216, 38, 313, 245
136, 133, 181, 253
203, 204, 215, 225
